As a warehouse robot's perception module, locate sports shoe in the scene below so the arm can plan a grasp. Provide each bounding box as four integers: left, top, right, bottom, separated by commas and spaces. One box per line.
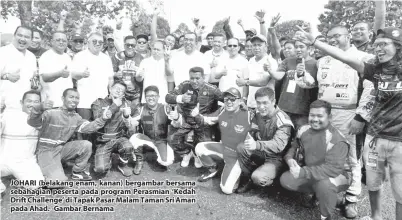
72, 171, 92, 181
197, 167, 218, 182
344, 202, 358, 219
194, 155, 203, 168
181, 152, 193, 167
236, 178, 253, 193
133, 161, 143, 175
118, 164, 133, 177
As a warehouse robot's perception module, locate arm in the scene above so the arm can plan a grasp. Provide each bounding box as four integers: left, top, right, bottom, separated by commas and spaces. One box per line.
223, 20, 234, 39
76, 117, 107, 134
56, 11, 67, 32
249, 73, 271, 87
294, 70, 317, 88
256, 126, 292, 154
27, 109, 47, 128
41, 69, 64, 82
268, 28, 282, 60
300, 142, 349, 181
284, 140, 298, 162
373, 0, 386, 33
91, 99, 120, 120
150, 9, 159, 44
268, 59, 286, 80
165, 82, 184, 104
355, 79, 375, 122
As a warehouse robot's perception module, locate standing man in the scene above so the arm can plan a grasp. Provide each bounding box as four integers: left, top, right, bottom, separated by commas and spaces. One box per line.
281, 100, 352, 220
165, 32, 210, 86
236, 35, 278, 110
236, 87, 293, 192
135, 34, 151, 59
70, 32, 114, 121
200, 33, 215, 53
194, 88, 252, 194
166, 67, 222, 167
0, 26, 37, 110
39, 32, 72, 108
268, 40, 318, 129
28, 29, 47, 60
67, 33, 85, 59
204, 33, 229, 87
28, 88, 111, 181
103, 33, 117, 62
137, 41, 175, 104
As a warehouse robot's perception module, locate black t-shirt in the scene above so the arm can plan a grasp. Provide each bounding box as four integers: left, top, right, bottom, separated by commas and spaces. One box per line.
200, 45, 212, 53
277, 57, 318, 115
363, 63, 402, 141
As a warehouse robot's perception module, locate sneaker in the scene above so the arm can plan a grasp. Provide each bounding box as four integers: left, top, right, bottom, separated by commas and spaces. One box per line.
194, 155, 203, 168
181, 152, 193, 167
344, 202, 358, 219
72, 171, 92, 181
197, 167, 218, 182
133, 161, 143, 175
117, 164, 133, 177
236, 178, 253, 193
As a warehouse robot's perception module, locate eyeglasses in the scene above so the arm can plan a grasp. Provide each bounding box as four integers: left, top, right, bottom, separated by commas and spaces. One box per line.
351, 27, 367, 32
55, 39, 67, 43
184, 38, 195, 42
107, 39, 114, 42
373, 42, 392, 49
326, 34, 348, 40
207, 37, 214, 41
145, 95, 158, 98
137, 41, 147, 45
91, 40, 104, 45
125, 43, 136, 48
227, 45, 238, 48
73, 40, 84, 44
224, 97, 238, 103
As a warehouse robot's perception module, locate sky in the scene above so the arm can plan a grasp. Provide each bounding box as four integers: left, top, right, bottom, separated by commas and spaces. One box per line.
1, 0, 328, 38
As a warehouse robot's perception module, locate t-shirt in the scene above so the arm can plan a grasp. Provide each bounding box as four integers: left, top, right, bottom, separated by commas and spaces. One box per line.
39, 49, 72, 107
247, 54, 278, 108
0, 44, 37, 110
70, 49, 114, 108
216, 55, 249, 96
363, 63, 402, 141
28, 46, 47, 60
277, 57, 318, 115
137, 56, 174, 104
203, 50, 229, 84
219, 109, 252, 150
200, 45, 212, 53
170, 50, 210, 86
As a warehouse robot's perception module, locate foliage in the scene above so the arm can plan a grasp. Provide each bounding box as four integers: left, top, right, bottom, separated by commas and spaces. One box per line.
274, 20, 310, 39
171, 22, 191, 38
211, 19, 226, 36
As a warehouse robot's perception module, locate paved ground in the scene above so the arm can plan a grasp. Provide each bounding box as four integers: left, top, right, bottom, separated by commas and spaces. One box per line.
0, 152, 396, 220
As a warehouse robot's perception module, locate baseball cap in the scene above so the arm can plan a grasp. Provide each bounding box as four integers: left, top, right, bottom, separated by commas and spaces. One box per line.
251, 34, 267, 43
106, 33, 114, 40
223, 88, 241, 99
245, 28, 257, 35
71, 33, 84, 41
136, 34, 149, 41
376, 27, 402, 45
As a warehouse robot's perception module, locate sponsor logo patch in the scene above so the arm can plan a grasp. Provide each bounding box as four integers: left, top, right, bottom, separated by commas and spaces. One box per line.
234, 125, 244, 133
221, 121, 227, 127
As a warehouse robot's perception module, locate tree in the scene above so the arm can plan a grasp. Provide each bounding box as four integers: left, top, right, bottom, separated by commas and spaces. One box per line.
274, 20, 310, 39
130, 11, 170, 37
172, 23, 191, 38
212, 19, 226, 36
318, 0, 402, 34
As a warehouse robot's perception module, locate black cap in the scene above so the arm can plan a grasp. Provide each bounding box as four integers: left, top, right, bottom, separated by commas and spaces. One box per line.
71, 33, 84, 40
377, 27, 402, 45
136, 34, 149, 41
223, 87, 241, 98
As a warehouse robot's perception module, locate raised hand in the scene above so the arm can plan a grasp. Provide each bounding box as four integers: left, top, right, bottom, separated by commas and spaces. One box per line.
296, 58, 306, 77
123, 103, 131, 117
42, 94, 54, 110
168, 105, 179, 120
294, 25, 315, 45
153, 6, 161, 15
102, 106, 112, 120
192, 18, 200, 27
244, 133, 257, 151
223, 17, 230, 26
270, 13, 281, 27
60, 10, 68, 21
237, 18, 244, 27
254, 9, 266, 23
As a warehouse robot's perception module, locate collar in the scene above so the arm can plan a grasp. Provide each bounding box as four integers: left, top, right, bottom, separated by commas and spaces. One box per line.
60, 106, 76, 115
212, 49, 224, 57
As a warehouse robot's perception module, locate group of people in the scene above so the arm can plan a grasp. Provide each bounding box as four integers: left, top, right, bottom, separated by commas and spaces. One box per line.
1, 2, 401, 220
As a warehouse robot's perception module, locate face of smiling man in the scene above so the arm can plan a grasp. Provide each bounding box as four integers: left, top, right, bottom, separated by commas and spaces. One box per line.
13, 27, 32, 52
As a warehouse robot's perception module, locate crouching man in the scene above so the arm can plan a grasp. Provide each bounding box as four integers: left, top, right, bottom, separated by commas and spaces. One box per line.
129, 86, 182, 174
280, 100, 352, 220
1, 90, 47, 194
236, 87, 293, 193
195, 88, 252, 194
91, 81, 138, 177
28, 88, 111, 181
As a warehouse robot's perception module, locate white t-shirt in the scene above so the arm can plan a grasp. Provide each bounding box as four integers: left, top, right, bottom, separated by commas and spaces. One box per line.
203, 50, 229, 83
70, 50, 114, 108
0, 44, 37, 110
217, 55, 249, 96
39, 49, 72, 107
247, 54, 278, 108
170, 50, 210, 86
138, 56, 174, 104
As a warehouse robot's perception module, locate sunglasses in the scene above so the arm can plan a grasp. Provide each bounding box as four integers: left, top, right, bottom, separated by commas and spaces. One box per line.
137, 41, 147, 45
227, 45, 238, 48
91, 40, 104, 45
73, 40, 84, 44
125, 43, 136, 48
224, 97, 238, 103
107, 39, 114, 42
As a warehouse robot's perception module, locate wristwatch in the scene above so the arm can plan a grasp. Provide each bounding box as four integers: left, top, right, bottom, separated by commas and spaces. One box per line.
1, 73, 8, 80
245, 79, 250, 86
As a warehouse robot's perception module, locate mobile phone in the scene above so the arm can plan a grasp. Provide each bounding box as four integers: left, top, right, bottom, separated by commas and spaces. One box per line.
296, 58, 304, 77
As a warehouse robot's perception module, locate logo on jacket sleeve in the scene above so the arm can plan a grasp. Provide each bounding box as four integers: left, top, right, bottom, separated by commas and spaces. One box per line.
221, 121, 227, 127
234, 125, 245, 133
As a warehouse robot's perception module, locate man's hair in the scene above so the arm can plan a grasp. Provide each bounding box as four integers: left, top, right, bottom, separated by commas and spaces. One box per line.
22, 90, 41, 102
214, 33, 225, 39
152, 40, 165, 48
279, 36, 289, 43
112, 80, 127, 90
310, 100, 332, 115
88, 32, 103, 40
179, 35, 185, 40
124, 35, 136, 43
206, 33, 215, 38
254, 87, 275, 101
354, 21, 372, 30
328, 25, 349, 34
185, 32, 198, 40
52, 31, 67, 39
189, 66, 204, 76
144, 85, 159, 95
32, 28, 43, 39
245, 38, 252, 44
227, 38, 240, 45
62, 88, 79, 97
284, 40, 296, 47
14, 26, 33, 39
